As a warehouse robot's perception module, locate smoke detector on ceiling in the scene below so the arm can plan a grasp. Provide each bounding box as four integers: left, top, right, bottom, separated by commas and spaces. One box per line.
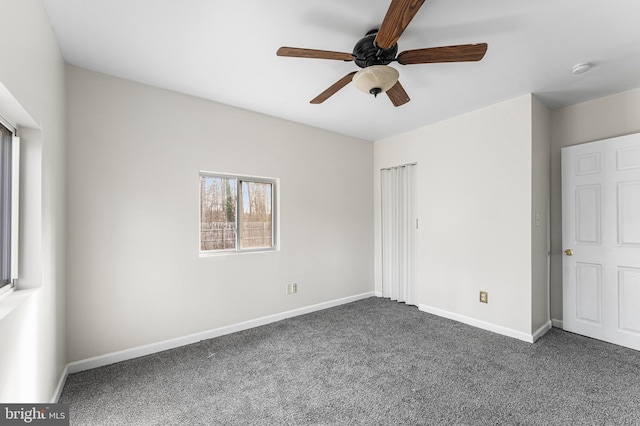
572, 63, 593, 75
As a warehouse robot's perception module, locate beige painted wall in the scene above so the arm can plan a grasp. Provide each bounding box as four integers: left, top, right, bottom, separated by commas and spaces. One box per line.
549, 88, 640, 322
65, 66, 374, 362
374, 94, 538, 336
0, 0, 67, 402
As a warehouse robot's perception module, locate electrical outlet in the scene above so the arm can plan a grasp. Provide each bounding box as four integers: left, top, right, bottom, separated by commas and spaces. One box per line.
479, 291, 488, 304
286, 283, 297, 295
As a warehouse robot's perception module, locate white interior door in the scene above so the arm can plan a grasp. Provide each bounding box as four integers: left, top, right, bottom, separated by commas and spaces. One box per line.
562, 133, 640, 351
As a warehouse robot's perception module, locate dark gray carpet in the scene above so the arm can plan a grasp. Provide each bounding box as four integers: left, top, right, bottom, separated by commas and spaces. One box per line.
60, 297, 640, 425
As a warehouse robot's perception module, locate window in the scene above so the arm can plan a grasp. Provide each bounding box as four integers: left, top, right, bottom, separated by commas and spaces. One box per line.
0, 121, 18, 294
200, 173, 276, 253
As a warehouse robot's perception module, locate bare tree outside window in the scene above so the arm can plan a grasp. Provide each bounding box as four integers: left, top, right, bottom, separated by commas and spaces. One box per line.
200, 175, 237, 251
240, 181, 272, 249
200, 173, 276, 253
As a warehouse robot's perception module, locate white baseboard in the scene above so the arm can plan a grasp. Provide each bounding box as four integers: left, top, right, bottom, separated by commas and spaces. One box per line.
552, 318, 564, 329
51, 364, 69, 403
374, 291, 382, 297
64, 292, 375, 377
532, 321, 552, 342
418, 304, 551, 343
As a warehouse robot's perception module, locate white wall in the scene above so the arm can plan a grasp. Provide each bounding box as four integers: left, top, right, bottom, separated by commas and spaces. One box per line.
374, 94, 539, 336
549, 88, 640, 322
531, 96, 551, 332
0, 0, 66, 402
65, 66, 374, 362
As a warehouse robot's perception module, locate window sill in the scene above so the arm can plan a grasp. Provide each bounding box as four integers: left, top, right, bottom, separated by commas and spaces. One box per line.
199, 247, 278, 257
0, 288, 39, 321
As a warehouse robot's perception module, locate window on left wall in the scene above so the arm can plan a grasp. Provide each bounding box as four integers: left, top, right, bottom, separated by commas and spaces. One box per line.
0, 120, 18, 295
199, 172, 277, 254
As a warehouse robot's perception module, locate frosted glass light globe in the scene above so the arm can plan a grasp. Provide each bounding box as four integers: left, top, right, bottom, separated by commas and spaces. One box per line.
352, 65, 399, 96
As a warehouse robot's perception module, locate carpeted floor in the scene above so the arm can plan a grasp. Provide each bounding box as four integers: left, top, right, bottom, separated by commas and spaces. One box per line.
60, 297, 640, 425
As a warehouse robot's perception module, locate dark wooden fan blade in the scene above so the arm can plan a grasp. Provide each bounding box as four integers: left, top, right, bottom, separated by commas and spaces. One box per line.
310, 72, 357, 104
397, 43, 488, 65
375, 0, 426, 49
277, 47, 353, 61
386, 81, 410, 107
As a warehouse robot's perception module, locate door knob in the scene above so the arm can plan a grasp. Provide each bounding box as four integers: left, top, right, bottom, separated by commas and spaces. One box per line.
564, 249, 573, 256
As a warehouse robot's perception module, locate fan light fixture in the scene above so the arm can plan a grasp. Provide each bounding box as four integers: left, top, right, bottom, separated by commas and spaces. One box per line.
352, 65, 399, 97
276, 0, 489, 106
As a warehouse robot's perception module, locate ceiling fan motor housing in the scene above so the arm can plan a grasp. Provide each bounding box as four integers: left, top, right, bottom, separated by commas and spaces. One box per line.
353, 30, 398, 68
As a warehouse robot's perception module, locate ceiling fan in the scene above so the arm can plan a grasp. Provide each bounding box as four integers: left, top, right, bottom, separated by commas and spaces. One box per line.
277, 0, 488, 107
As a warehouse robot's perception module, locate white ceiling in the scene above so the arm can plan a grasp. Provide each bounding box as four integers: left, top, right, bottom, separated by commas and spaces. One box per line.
43, 0, 640, 141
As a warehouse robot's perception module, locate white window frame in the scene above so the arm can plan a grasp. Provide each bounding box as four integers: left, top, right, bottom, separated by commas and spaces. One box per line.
0, 117, 19, 298
199, 172, 278, 256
